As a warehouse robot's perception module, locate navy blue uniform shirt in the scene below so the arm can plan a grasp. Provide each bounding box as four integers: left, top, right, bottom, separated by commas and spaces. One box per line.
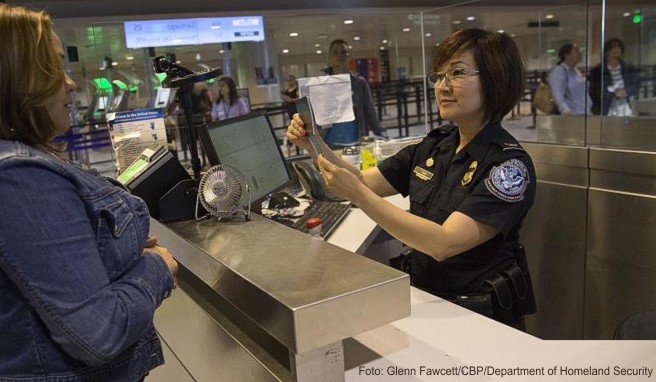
377, 122, 536, 296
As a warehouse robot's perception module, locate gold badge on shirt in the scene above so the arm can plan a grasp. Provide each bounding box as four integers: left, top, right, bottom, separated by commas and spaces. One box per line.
461, 160, 478, 186
425, 157, 435, 168
413, 166, 434, 181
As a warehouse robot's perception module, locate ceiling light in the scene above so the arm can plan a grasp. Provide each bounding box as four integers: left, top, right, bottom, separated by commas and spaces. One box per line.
402, 27, 410, 32
315, 43, 320, 48
344, 19, 354, 24
353, 36, 361, 41
453, 20, 461, 25
125, 56, 134, 60
382, 39, 388, 44
219, 49, 225, 54
380, 47, 385, 50
175, 60, 182, 64
623, 12, 631, 17
511, 33, 516, 37
425, 32, 432, 37
316, 50, 322, 54
317, 33, 328, 39
282, 49, 289, 54
111, 61, 118, 66
546, 14, 554, 19
497, 29, 505, 34
289, 32, 299, 37
466, 16, 476, 21
210, 25, 221, 30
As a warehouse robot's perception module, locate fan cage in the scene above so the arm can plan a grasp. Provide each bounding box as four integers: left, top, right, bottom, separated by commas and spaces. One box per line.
198, 164, 247, 217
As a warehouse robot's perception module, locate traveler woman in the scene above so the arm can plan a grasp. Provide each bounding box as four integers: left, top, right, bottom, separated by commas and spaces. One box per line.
282, 74, 300, 120
589, 37, 639, 116
211, 76, 250, 121
287, 29, 536, 329
548, 43, 592, 115
0, 4, 178, 381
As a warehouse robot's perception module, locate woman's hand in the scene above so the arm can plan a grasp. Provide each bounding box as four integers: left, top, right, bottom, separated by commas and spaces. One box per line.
144, 236, 179, 289
286, 113, 313, 152
317, 155, 365, 203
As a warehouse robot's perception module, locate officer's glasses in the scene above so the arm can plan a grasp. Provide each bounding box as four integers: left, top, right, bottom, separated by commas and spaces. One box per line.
427, 67, 480, 87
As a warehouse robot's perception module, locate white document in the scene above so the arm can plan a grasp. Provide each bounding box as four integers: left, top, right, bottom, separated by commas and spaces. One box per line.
298, 74, 355, 126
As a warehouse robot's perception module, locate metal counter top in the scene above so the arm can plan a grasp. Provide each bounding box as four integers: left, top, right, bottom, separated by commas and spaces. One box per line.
151, 214, 410, 355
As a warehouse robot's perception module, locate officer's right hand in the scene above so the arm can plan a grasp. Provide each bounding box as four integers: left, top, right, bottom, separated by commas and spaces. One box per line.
286, 113, 313, 152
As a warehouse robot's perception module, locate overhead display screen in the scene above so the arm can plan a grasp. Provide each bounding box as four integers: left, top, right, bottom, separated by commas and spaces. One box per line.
124, 16, 264, 49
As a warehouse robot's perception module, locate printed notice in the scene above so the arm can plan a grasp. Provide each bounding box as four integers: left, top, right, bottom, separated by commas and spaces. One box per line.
106, 108, 168, 173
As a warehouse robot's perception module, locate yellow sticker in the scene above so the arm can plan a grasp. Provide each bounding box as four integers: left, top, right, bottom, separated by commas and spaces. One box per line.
360, 149, 377, 170
461, 160, 478, 186
413, 166, 434, 181
425, 157, 435, 167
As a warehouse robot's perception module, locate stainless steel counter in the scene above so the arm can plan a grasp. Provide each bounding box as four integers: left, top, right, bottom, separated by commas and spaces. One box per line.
150, 214, 410, 381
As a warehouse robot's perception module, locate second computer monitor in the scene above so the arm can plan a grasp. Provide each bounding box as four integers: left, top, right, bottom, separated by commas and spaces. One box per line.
199, 113, 291, 204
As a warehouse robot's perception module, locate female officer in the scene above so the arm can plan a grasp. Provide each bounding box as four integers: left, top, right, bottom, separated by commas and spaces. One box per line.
287, 28, 536, 329
0, 4, 177, 381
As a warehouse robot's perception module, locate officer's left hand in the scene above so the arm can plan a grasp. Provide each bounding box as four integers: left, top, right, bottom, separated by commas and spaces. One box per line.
317, 155, 364, 202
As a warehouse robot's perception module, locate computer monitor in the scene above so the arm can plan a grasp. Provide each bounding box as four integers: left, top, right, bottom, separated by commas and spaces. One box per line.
155, 87, 172, 108
111, 93, 125, 111
96, 95, 109, 111
199, 113, 291, 204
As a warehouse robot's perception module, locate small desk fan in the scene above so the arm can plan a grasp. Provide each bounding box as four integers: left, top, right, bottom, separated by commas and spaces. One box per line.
196, 164, 251, 221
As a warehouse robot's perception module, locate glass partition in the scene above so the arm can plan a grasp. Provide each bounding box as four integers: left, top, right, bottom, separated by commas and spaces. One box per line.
55, 1, 656, 164
421, 1, 590, 146
596, 1, 656, 150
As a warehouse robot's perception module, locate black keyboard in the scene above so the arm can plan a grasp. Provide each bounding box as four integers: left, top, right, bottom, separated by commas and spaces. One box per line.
292, 200, 351, 238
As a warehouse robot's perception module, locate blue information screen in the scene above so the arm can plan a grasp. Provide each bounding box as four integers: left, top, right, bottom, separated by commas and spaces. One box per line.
124, 16, 264, 49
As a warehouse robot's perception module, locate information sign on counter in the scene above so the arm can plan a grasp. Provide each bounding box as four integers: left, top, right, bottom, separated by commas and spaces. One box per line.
107, 108, 168, 173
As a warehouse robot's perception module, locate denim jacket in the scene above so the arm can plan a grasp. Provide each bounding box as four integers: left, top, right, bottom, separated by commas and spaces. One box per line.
0, 140, 174, 382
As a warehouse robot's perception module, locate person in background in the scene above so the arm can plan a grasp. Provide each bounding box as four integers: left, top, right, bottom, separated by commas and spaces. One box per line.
288, 29, 536, 329
191, 81, 213, 122
211, 76, 250, 121
589, 37, 639, 116
0, 4, 178, 381
282, 74, 299, 121
548, 43, 592, 115
321, 39, 388, 147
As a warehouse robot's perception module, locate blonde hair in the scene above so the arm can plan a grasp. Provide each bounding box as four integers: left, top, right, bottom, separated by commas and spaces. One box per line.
0, 4, 66, 150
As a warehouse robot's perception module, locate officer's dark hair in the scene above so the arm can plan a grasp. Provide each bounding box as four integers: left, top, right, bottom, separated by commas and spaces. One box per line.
603, 37, 625, 59
432, 28, 526, 124
557, 43, 575, 65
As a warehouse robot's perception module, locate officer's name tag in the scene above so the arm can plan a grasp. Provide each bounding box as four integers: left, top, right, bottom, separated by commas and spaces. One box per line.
413, 166, 434, 181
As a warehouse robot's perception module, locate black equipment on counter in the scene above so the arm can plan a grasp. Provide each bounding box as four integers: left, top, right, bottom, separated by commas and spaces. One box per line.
149, 56, 222, 222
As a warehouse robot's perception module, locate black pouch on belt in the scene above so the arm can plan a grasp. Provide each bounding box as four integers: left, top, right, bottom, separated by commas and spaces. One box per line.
480, 245, 537, 320
510, 244, 537, 315
454, 294, 494, 318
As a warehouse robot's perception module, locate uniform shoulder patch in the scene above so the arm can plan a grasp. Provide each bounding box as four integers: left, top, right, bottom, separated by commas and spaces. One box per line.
484, 159, 529, 202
